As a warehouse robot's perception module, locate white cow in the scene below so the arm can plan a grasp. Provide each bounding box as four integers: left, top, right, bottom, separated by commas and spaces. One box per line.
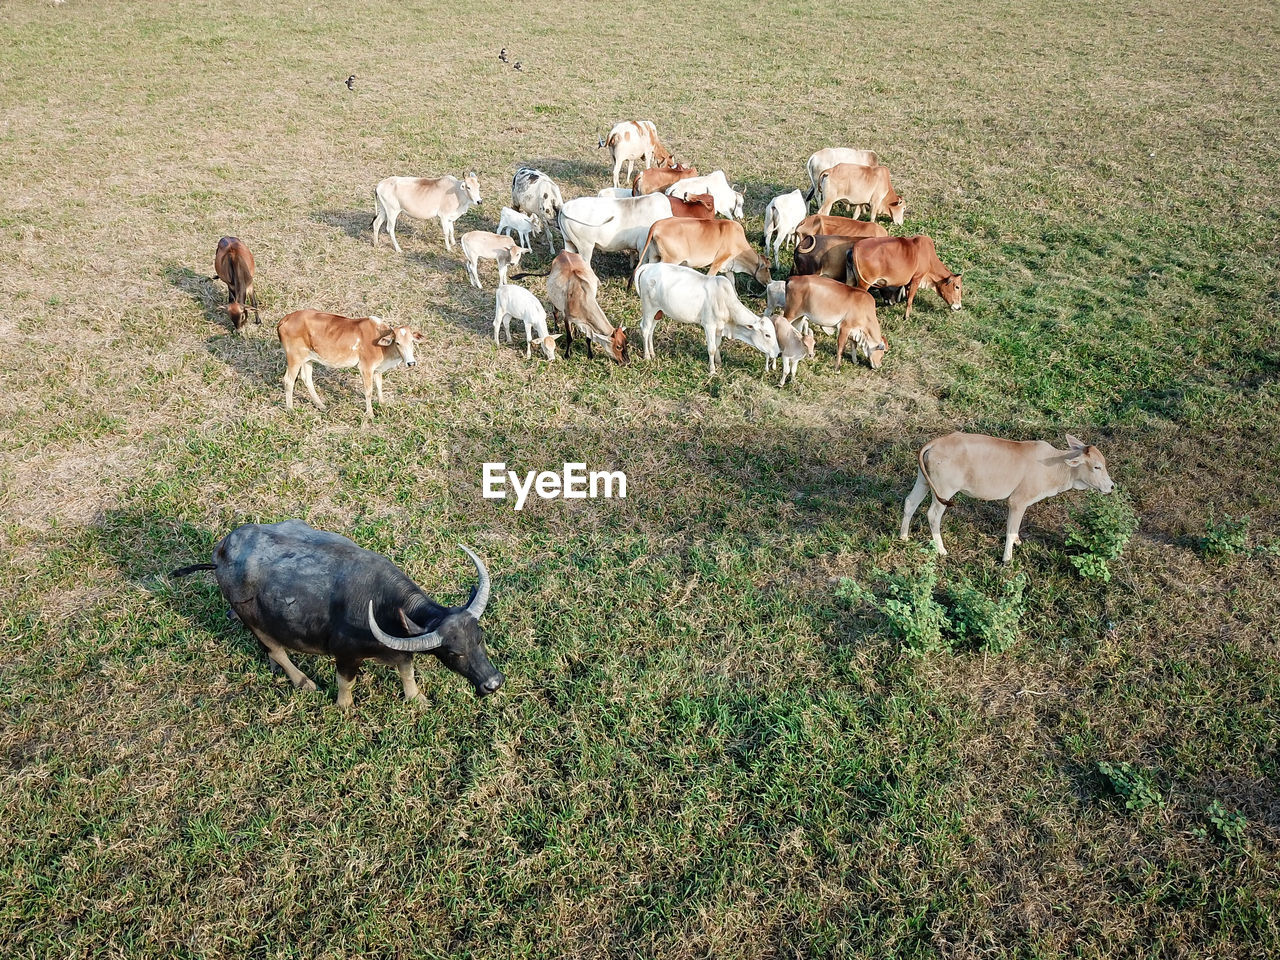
596, 187, 636, 199
762, 190, 807, 268
460, 231, 529, 289
557, 193, 672, 268
664, 171, 745, 220
764, 280, 788, 318
372, 173, 482, 252
764, 315, 816, 387
634, 263, 780, 375
805, 148, 879, 201
493, 284, 559, 360
496, 206, 541, 250
603, 120, 673, 188
511, 167, 564, 255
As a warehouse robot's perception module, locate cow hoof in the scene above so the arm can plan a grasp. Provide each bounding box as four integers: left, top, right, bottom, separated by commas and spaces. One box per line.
295, 676, 318, 692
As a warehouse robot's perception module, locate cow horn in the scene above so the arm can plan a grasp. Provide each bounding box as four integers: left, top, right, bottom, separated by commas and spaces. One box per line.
460, 545, 491, 619
367, 601, 444, 652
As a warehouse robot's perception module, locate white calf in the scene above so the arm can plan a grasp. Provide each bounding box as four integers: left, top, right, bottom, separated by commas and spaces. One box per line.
497, 207, 542, 250
762, 190, 807, 268
461, 231, 529, 289
494, 284, 559, 360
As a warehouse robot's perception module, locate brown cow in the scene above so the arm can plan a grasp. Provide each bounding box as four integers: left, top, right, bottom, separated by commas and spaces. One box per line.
790, 234, 860, 283
668, 193, 716, 219
631, 163, 699, 196
794, 215, 888, 243
847, 235, 962, 322
636, 218, 771, 287
816, 163, 905, 224
782, 275, 887, 370
277, 310, 424, 418
214, 237, 260, 331
546, 251, 629, 363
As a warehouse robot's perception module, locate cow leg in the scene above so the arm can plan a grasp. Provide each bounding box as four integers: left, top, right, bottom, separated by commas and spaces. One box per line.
396, 660, 422, 701
493, 304, 504, 345
901, 471, 930, 540
283, 360, 301, 409
545, 222, 557, 256
498, 262, 509, 287
705, 327, 720, 376
300, 362, 325, 410
361, 367, 375, 419
374, 370, 384, 406
926, 496, 949, 556
1003, 502, 1028, 564
612, 155, 624, 188
335, 658, 361, 710
248, 627, 317, 692
835, 322, 850, 370
372, 203, 386, 246
903, 278, 921, 324
441, 217, 454, 252
387, 210, 403, 253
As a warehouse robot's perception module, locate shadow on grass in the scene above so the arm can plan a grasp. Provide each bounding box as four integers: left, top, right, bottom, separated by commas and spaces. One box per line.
163, 262, 235, 332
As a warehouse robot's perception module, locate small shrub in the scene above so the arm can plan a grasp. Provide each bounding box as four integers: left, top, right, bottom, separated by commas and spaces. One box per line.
1066, 490, 1139, 582
945, 573, 1028, 653
1097, 760, 1164, 812
1200, 513, 1249, 560
840, 557, 952, 656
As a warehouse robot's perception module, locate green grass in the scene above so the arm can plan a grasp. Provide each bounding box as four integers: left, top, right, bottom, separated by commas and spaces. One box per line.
2, 0, 1278, 956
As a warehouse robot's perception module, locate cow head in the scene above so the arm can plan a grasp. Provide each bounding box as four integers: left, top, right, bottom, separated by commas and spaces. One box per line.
609, 326, 631, 365
222, 302, 247, 329
731, 190, 746, 220
748, 256, 772, 289
731, 317, 780, 359
1064, 435, 1114, 494
537, 333, 562, 361
509, 246, 531, 271
367, 546, 505, 697
653, 143, 674, 166
887, 196, 906, 225
375, 324, 427, 366
857, 316, 888, 370
801, 325, 816, 360
938, 273, 963, 311
462, 171, 482, 204
528, 213, 544, 236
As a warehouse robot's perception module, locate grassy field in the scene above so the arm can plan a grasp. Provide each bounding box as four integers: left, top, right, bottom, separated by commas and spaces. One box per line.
3, 0, 1279, 956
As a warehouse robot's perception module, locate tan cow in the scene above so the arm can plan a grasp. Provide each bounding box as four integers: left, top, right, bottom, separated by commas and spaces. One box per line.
816, 164, 905, 224
214, 236, 260, 331
794, 214, 889, 243
460, 231, 529, 289
805, 148, 879, 201
604, 120, 674, 187
277, 310, 424, 418
546, 251, 629, 363
765, 315, 816, 386
636, 218, 771, 287
782, 275, 887, 370
632, 163, 699, 196
372, 173, 482, 252
902, 432, 1116, 563
847, 235, 962, 322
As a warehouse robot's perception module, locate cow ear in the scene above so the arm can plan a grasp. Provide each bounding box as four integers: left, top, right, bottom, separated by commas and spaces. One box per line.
551, 333, 562, 341
1065, 433, 1085, 450
412, 331, 426, 342
1065, 454, 1085, 467
376, 332, 395, 346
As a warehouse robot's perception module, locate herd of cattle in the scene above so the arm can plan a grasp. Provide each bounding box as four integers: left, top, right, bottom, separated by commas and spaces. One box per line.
189, 120, 1115, 708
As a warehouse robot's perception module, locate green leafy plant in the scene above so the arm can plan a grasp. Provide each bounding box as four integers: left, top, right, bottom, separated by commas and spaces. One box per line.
839, 557, 952, 656
1200, 513, 1249, 560
1097, 760, 1164, 812
945, 573, 1028, 653
1065, 491, 1139, 582
1206, 800, 1247, 842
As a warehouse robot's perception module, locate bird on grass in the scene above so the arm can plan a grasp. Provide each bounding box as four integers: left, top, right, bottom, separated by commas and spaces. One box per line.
498, 48, 509, 63
513, 61, 523, 72
345, 75, 356, 91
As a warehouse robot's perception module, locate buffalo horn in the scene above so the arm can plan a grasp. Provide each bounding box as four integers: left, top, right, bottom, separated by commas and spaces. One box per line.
460, 545, 490, 619
367, 601, 444, 652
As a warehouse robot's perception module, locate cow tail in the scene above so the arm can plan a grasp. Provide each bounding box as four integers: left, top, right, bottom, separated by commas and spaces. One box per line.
508, 270, 550, 280
918, 445, 955, 508
170, 562, 217, 577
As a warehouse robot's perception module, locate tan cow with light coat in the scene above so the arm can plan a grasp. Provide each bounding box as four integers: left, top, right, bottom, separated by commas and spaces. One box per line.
636, 218, 771, 287
782, 275, 887, 370
805, 148, 879, 201
817, 164, 904, 223
546, 251, 629, 363
901, 432, 1116, 562
277, 310, 424, 418
460, 231, 530, 289
372, 173, 482, 252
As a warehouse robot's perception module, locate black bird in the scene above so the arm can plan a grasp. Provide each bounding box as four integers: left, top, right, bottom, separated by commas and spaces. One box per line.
498, 48, 509, 63
513, 61, 523, 72
345, 75, 356, 91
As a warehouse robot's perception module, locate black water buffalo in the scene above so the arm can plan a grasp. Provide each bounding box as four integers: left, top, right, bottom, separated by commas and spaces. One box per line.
171, 520, 505, 709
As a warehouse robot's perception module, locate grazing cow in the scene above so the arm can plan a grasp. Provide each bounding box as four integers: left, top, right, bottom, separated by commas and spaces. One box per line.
794, 214, 889, 243
665, 171, 745, 219
668, 193, 716, 219
603, 120, 674, 187
493, 284, 559, 360
373, 173, 482, 252
762, 190, 807, 268
277, 310, 424, 418
817, 163, 905, 223
764, 279, 788, 318
460, 231, 529, 289
901, 433, 1115, 563
764, 315, 816, 386
636, 218, 771, 288
782, 275, 887, 370
497, 206, 542, 250
847, 234, 962, 322
805, 148, 879, 201
556, 193, 672, 269
213, 236, 260, 331
546, 250, 629, 363
632, 162, 699, 196
511, 167, 563, 255
790, 234, 861, 283
634, 262, 779, 374
171, 521, 503, 708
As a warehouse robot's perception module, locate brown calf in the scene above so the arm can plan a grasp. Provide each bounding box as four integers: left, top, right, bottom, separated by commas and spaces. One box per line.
214, 237, 259, 331
631, 163, 699, 196
277, 310, 424, 418
782, 275, 887, 370
547, 251, 629, 363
